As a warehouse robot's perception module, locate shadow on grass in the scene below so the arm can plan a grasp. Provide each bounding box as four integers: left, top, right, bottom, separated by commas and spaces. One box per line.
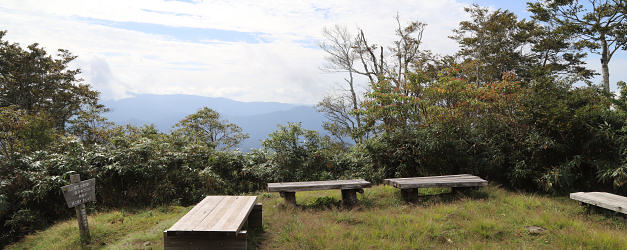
399, 187, 491, 205
247, 229, 266, 250
582, 204, 627, 221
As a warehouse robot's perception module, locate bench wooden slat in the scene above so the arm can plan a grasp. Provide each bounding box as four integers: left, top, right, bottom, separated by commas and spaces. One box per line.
384, 174, 488, 189
570, 192, 627, 214
267, 179, 371, 192
167, 196, 225, 231
166, 196, 257, 233
196, 196, 257, 232
201, 196, 257, 232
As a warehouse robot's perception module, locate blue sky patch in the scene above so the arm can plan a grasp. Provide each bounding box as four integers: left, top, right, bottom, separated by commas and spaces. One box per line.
76, 16, 269, 44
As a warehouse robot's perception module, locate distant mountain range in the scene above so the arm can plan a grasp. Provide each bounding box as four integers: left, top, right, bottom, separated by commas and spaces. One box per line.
101, 94, 326, 151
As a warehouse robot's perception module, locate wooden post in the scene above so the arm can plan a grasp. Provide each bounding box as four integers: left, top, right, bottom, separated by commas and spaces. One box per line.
341, 189, 358, 206
280, 192, 296, 205
70, 174, 90, 243
400, 188, 418, 202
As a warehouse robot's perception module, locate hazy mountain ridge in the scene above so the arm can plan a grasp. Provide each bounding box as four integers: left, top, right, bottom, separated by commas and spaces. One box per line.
102, 94, 325, 150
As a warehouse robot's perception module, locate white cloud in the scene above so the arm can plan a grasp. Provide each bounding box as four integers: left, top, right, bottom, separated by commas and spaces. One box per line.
0, 0, 470, 104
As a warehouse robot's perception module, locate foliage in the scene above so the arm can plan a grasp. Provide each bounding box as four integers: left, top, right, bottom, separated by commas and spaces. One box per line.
261, 122, 343, 182
451, 5, 537, 83
0, 106, 58, 158
0, 31, 103, 132
172, 107, 248, 150
528, 0, 627, 91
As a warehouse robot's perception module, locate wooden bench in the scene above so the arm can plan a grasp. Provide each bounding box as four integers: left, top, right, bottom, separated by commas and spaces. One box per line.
384, 174, 488, 201
570, 192, 627, 215
164, 196, 262, 250
267, 179, 371, 206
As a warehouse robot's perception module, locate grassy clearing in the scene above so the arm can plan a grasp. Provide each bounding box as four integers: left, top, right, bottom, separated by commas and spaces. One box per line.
8, 185, 627, 249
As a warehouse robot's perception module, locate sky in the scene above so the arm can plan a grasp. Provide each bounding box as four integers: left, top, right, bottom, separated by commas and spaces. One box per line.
1, 0, 625, 104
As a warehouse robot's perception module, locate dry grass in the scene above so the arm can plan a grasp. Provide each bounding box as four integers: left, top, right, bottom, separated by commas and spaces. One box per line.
7, 185, 627, 249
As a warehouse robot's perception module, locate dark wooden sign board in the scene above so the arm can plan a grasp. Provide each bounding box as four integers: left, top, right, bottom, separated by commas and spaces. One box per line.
61, 178, 96, 208
60, 174, 95, 243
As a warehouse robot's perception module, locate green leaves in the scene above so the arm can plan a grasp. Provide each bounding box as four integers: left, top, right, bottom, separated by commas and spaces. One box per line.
172, 107, 248, 151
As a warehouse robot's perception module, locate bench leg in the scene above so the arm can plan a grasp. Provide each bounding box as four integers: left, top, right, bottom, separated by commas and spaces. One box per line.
341, 189, 359, 206
280, 192, 296, 205
248, 203, 263, 232
400, 188, 418, 202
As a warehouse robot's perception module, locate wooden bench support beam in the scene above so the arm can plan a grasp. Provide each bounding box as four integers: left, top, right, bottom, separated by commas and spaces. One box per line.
280, 192, 296, 205
400, 188, 418, 202
164, 231, 247, 250
248, 203, 263, 232
341, 189, 359, 206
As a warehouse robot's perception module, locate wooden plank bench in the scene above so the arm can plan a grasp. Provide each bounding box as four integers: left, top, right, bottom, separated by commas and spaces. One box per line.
570, 192, 627, 215
267, 179, 371, 206
164, 196, 262, 250
384, 174, 488, 201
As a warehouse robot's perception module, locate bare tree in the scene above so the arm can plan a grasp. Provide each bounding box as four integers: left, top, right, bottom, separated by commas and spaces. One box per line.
318, 17, 428, 140
390, 14, 426, 90
318, 25, 363, 143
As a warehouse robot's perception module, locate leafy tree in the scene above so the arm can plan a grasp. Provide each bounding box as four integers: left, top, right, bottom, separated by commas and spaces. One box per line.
67, 104, 114, 145
173, 107, 248, 150
0, 106, 57, 158
451, 5, 538, 83
262, 122, 339, 182
528, 0, 627, 91
528, 18, 594, 81
0, 31, 103, 131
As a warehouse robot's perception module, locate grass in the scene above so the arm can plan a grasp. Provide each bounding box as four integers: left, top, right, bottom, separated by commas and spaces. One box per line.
7, 185, 627, 249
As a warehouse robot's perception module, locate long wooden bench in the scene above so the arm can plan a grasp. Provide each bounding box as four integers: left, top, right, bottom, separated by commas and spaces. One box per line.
384, 174, 488, 201
164, 196, 262, 250
570, 192, 627, 215
267, 179, 371, 206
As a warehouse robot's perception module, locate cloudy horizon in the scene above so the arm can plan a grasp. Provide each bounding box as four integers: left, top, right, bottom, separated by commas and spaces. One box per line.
1, 0, 625, 104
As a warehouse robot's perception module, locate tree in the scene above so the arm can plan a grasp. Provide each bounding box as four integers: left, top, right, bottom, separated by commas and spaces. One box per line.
528, 20, 595, 81
261, 122, 330, 181
318, 25, 363, 143
451, 5, 538, 83
173, 107, 248, 150
67, 104, 114, 145
528, 0, 627, 92
319, 16, 427, 137
0, 106, 57, 158
0, 30, 102, 132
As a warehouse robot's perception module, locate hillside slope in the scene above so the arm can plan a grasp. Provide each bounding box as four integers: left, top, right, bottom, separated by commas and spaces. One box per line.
8, 186, 626, 249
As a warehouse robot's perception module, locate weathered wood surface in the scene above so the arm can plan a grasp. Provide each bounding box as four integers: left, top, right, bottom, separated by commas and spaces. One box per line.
384, 174, 488, 189
570, 192, 627, 215
166, 196, 257, 234
267, 179, 371, 192
60, 177, 96, 208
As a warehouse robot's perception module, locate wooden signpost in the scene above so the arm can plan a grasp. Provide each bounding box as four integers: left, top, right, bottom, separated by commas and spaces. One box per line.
60, 173, 96, 243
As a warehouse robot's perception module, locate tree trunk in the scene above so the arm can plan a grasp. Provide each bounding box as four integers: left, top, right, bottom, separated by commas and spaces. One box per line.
348, 69, 361, 143
601, 39, 610, 92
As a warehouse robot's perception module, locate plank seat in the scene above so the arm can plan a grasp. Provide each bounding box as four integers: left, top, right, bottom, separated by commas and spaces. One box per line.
267, 179, 371, 206
570, 192, 627, 215
164, 196, 262, 250
384, 174, 488, 201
